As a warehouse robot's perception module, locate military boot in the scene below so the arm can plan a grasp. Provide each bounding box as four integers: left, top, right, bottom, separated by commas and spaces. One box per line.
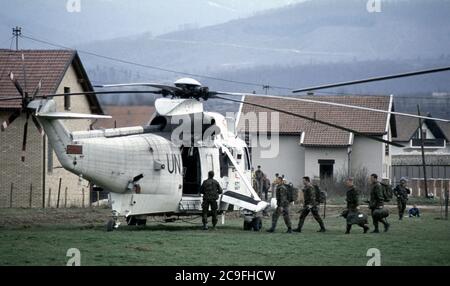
202, 223, 209, 230
345, 224, 352, 234
363, 225, 370, 233
286, 227, 292, 233
384, 221, 390, 232
317, 222, 326, 232
267, 221, 276, 233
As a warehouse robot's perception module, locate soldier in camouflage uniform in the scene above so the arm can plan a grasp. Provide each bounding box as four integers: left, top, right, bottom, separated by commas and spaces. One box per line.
293, 176, 326, 233
393, 177, 411, 220
200, 171, 223, 230
267, 176, 292, 233
368, 174, 390, 233
344, 178, 369, 234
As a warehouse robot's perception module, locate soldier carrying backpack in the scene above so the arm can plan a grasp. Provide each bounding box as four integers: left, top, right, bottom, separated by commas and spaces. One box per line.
293, 176, 326, 233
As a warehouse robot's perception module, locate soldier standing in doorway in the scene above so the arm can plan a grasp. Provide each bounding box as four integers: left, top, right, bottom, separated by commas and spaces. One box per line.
393, 177, 411, 220
294, 176, 326, 233
200, 171, 223, 230
267, 176, 292, 233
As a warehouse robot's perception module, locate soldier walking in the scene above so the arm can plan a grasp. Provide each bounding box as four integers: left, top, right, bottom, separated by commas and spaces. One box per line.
393, 177, 411, 220
267, 176, 292, 233
200, 171, 223, 230
293, 176, 326, 233
368, 174, 390, 233
344, 177, 369, 234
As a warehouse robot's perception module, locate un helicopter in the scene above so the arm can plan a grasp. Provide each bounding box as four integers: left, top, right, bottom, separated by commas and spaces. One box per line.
1, 63, 449, 231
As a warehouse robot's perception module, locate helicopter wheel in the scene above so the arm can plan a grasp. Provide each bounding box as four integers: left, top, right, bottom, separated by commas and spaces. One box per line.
106, 219, 114, 232
251, 217, 262, 232
243, 220, 252, 231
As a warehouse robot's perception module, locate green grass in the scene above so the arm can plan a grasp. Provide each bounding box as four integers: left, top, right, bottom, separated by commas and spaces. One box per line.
0, 208, 449, 266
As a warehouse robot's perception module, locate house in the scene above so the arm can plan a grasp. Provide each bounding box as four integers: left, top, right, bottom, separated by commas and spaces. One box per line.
0, 49, 103, 208
391, 115, 450, 197
236, 95, 396, 187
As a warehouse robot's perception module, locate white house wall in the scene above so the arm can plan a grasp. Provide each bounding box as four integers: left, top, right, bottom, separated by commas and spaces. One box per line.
351, 136, 384, 178
250, 136, 305, 187
304, 147, 348, 179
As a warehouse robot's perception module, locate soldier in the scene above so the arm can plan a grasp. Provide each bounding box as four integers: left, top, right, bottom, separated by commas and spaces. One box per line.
262, 174, 271, 201
344, 177, 369, 234
368, 174, 390, 233
254, 165, 264, 197
270, 173, 280, 199
393, 177, 411, 220
200, 171, 223, 230
293, 176, 326, 233
267, 176, 292, 233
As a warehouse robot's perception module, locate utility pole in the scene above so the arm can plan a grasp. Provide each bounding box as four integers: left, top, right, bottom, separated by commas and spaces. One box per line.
12, 26, 21, 50
263, 85, 270, 95
417, 105, 429, 198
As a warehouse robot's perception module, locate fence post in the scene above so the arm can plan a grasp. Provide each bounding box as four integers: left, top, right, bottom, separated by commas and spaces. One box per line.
56, 178, 62, 208
82, 188, 85, 208
445, 188, 449, 221
10, 183, 13, 208
48, 188, 52, 208
29, 184, 33, 208
97, 191, 100, 207
64, 187, 68, 208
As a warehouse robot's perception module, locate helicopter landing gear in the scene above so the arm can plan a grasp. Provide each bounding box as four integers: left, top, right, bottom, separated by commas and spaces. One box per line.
106, 211, 121, 232
126, 215, 147, 226
243, 212, 262, 231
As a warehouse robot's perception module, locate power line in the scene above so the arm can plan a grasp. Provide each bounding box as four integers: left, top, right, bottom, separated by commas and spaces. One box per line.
12, 32, 450, 100
20, 33, 291, 91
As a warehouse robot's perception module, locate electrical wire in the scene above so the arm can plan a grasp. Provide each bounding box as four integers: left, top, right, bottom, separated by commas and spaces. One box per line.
20, 34, 292, 91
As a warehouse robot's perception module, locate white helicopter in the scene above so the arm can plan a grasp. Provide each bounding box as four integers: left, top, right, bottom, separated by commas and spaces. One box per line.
1, 66, 449, 231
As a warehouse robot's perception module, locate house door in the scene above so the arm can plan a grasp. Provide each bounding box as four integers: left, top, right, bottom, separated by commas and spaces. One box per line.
318, 159, 334, 180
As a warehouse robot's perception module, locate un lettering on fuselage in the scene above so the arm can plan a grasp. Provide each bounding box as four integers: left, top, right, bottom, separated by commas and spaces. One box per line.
166, 153, 182, 174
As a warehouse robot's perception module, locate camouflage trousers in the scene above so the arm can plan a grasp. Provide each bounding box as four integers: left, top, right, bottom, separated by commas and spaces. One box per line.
397, 199, 407, 219
202, 200, 218, 226
272, 206, 292, 229
297, 206, 325, 230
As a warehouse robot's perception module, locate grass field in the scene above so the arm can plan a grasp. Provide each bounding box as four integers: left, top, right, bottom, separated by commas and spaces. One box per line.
0, 207, 449, 266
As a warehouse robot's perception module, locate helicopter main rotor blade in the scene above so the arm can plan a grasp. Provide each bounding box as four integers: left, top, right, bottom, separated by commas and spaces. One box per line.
212, 92, 450, 123
213, 95, 404, 148
43, 90, 163, 98
292, 66, 450, 93
94, 83, 182, 94
1, 110, 21, 132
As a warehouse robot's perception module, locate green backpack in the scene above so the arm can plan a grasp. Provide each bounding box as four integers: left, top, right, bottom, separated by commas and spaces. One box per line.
286, 184, 298, 203
314, 185, 327, 204
380, 182, 393, 202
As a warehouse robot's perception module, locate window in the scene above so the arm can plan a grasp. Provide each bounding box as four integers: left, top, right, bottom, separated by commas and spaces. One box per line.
64, 87, 71, 111
385, 144, 389, 156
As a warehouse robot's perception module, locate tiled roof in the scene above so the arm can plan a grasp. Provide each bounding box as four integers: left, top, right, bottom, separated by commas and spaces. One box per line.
237, 95, 391, 147
93, 105, 156, 129
0, 49, 102, 114
393, 115, 450, 142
